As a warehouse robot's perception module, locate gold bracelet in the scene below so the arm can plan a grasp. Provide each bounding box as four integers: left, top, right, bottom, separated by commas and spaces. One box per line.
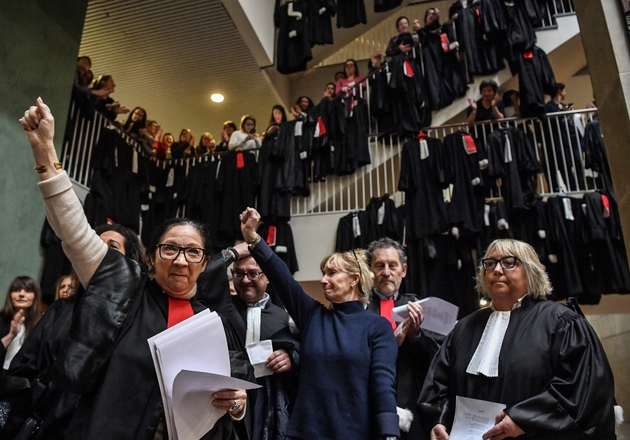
247, 234, 261, 249
33, 161, 62, 174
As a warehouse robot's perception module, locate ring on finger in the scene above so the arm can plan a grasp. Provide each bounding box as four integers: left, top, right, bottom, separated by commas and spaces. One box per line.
230, 400, 241, 411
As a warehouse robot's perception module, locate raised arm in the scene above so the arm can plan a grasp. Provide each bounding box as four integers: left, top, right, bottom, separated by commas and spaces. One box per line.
240, 207, 318, 330
20, 98, 107, 287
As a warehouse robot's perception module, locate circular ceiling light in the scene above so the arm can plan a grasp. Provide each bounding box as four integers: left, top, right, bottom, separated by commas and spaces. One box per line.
211, 93, 224, 103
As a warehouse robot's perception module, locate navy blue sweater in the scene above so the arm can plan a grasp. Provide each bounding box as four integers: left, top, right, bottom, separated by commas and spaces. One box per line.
251, 241, 400, 439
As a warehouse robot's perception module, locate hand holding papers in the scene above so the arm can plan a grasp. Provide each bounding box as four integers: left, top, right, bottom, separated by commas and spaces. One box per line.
449, 396, 505, 440
246, 340, 274, 378
148, 310, 260, 440
392, 297, 459, 335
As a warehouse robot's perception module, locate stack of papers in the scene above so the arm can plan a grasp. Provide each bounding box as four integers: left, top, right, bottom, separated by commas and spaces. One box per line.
148, 310, 260, 440
391, 297, 459, 335
450, 396, 506, 440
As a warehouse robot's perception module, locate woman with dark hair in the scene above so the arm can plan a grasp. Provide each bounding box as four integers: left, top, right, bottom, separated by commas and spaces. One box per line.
335, 59, 365, 97
502, 89, 520, 117
171, 128, 196, 158
91, 74, 129, 122
385, 16, 421, 57
467, 79, 505, 123
1, 276, 42, 369
122, 106, 147, 139
4, 223, 143, 438
228, 115, 261, 151
18, 98, 254, 440
262, 105, 287, 140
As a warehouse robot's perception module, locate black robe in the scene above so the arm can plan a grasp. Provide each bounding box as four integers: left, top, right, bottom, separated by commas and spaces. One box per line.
232, 297, 300, 440
275, 0, 312, 74
418, 296, 616, 440
257, 125, 292, 222
365, 195, 400, 241
453, 0, 504, 77
257, 222, 300, 275
421, 21, 468, 111
388, 54, 431, 137
374, 0, 402, 12
486, 126, 541, 212
271, 120, 311, 197
336, 0, 366, 28
307, 0, 335, 46
398, 136, 449, 240
583, 119, 615, 200
512, 45, 556, 118
335, 211, 379, 252
583, 191, 630, 295
216, 150, 257, 247
6, 249, 253, 440
443, 132, 486, 234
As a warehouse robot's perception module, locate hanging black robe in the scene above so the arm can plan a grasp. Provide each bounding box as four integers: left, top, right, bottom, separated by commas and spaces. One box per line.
486, 126, 541, 213
275, 0, 312, 74
583, 119, 614, 199
307, 0, 335, 46
422, 21, 468, 111
398, 136, 449, 240
374, 0, 402, 13
336, 0, 367, 28
257, 222, 300, 275
443, 132, 486, 234
418, 296, 616, 440
388, 54, 431, 137
335, 211, 379, 252
513, 45, 556, 118
258, 125, 292, 222
216, 150, 258, 247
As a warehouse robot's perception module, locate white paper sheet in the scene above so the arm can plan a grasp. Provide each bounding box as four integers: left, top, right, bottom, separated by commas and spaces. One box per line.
246, 340, 274, 378
391, 297, 459, 335
173, 371, 261, 440
449, 396, 505, 440
147, 310, 231, 440
148, 310, 217, 439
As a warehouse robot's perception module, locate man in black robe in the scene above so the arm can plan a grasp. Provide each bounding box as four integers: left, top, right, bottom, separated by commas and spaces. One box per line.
366, 238, 437, 440
231, 256, 300, 440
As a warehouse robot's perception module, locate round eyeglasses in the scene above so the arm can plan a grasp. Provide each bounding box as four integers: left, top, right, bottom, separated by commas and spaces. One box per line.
156, 244, 206, 263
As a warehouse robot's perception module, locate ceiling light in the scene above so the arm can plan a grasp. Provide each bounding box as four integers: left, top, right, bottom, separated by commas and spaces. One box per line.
211, 94, 224, 103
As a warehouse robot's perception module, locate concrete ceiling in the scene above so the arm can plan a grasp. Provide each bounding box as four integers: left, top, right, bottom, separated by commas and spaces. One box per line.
78, 0, 423, 140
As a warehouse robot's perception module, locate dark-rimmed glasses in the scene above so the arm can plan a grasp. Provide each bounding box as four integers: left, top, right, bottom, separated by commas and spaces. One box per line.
156, 244, 206, 263
231, 270, 264, 281
480, 256, 521, 270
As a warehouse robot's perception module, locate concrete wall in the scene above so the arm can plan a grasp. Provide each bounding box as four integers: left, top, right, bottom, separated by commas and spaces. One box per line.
0, 1, 88, 300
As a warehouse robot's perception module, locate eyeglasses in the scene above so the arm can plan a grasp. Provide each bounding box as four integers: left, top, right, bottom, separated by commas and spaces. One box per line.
480, 256, 521, 270
232, 270, 264, 281
156, 244, 206, 263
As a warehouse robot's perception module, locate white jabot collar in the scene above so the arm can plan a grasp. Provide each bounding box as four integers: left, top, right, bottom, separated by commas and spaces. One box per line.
466, 295, 527, 377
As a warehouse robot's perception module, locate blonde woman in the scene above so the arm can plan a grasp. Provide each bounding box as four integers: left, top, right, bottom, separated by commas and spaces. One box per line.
240, 207, 400, 440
